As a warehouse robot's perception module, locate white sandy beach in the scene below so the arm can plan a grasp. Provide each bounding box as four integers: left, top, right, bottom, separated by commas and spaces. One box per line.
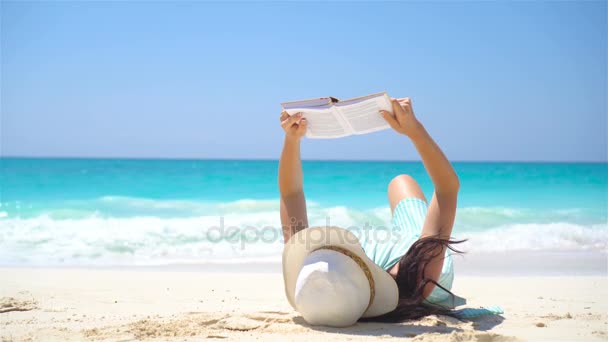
1, 263, 606, 342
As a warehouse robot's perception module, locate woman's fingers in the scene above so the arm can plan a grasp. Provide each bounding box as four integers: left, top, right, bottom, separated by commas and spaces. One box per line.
395, 98, 413, 115
279, 111, 290, 122
296, 118, 307, 134
391, 99, 407, 119
380, 110, 400, 130
281, 112, 302, 129
402, 97, 413, 115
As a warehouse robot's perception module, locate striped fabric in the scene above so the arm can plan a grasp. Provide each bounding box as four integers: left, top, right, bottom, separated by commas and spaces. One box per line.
350, 198, 454, 305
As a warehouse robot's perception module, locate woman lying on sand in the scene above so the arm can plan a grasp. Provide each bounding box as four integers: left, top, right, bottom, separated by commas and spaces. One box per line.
278, 98, 466, 327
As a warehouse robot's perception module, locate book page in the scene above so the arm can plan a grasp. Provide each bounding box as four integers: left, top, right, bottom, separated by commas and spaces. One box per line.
283, 106, 350, 139
335, 93, 392, 134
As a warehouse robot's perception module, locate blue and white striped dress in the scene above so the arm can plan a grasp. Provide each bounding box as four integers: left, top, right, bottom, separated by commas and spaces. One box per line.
348, 198, 454, 305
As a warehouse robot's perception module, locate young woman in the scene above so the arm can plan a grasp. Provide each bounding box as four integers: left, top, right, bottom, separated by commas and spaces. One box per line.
278, 97, 466, 322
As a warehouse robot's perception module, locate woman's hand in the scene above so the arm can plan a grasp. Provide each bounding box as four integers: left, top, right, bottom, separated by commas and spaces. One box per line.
280, 111, 307, 140
380, 98, 423, 139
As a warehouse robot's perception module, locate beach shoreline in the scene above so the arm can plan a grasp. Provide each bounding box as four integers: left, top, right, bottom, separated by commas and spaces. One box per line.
1, 250, 604, 276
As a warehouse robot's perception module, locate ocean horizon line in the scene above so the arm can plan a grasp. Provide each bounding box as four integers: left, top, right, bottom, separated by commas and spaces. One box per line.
1, 155, 607, 164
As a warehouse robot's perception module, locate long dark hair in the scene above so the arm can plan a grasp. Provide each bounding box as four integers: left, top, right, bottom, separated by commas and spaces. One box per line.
361, 235, 467, 323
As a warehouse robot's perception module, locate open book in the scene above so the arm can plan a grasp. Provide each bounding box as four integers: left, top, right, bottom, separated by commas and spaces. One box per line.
281, 92, 393, 139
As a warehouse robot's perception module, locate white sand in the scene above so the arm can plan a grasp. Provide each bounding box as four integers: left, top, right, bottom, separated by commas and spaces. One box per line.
0, 268, 606, 341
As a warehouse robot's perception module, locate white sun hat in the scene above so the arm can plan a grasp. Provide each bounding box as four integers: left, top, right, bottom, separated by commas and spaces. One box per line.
282, 226, 399, 327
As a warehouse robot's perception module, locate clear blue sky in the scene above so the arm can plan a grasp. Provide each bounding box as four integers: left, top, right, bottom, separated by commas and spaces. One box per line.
1, 1, 606, 161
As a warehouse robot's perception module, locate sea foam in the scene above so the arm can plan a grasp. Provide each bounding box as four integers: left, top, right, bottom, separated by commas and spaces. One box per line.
0, 198, 605, 266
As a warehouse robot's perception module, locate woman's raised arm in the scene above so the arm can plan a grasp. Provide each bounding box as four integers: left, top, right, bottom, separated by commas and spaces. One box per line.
381, 98, 459, 298
278, 111, 309, 243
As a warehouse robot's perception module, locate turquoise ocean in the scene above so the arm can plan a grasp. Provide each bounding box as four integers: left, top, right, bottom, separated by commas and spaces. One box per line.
0, 158, 606, 266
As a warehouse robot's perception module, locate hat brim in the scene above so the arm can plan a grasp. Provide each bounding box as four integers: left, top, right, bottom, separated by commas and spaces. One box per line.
282, 226, 399, 318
